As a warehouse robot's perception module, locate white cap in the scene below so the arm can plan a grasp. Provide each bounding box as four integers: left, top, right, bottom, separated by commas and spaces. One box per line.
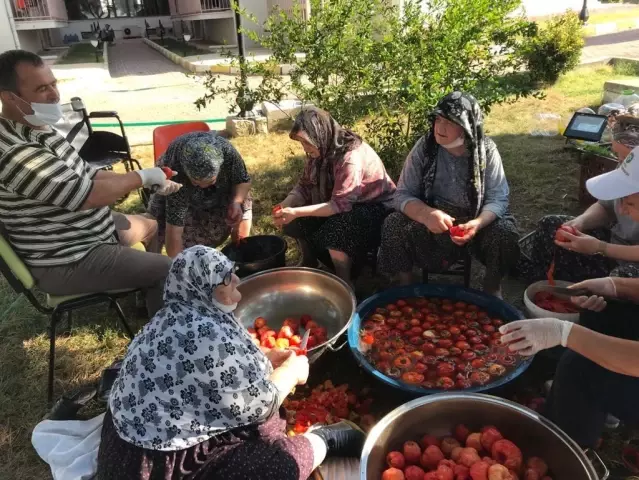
586, 146, 639, 201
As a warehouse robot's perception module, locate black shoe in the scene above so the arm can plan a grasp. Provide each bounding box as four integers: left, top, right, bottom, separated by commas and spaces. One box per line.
309, 420, 366, 457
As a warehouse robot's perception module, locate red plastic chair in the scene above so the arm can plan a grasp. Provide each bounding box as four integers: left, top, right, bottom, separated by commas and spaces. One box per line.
152, 122, 211, 162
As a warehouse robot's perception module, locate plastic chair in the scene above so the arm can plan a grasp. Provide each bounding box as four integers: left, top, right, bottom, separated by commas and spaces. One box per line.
153, 122, 211, 162
56, 97, 142, 173
0, 230, 142, 404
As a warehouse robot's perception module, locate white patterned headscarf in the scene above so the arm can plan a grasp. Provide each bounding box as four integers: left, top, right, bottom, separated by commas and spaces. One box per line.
108, 246, 279, 451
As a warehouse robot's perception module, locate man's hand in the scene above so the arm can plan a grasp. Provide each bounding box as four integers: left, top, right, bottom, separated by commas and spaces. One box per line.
155, 180, 182, 196
555, 230, 603, 255
273, 207, 298, 226
422, 209, 455, 234
450, 219, 480, 246
500, 318, 573, 356
135, 167, 174, 189
226, 202, 243, 226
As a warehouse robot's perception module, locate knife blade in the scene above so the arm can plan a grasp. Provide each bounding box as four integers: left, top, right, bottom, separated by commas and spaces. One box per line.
538, 285, 591, 297
298, 329, 311, 355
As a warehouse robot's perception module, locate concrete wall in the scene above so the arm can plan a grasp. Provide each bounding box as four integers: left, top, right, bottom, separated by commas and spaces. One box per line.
201, 17, 237, 45
59, 15, 172, 41
242, 0, 267, 47
0, 0, 20, 53
17, 29, 43, 52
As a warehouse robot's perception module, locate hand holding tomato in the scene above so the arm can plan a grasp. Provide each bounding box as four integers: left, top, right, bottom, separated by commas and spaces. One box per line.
450, 219, 480, 246
555, 227, 603, 255
273, 206, 298, 226
423, 209, 455, 234
265, 349, 295, 369
281, 352, 309, 385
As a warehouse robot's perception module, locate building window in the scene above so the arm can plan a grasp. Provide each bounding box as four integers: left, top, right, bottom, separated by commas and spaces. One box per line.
64, 0, 170, 20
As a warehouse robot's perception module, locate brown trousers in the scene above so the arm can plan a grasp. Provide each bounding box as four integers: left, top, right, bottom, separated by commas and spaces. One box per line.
30, 212, 172, 316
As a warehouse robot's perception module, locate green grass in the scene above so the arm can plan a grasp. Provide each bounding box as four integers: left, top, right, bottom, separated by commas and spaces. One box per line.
56, 43, 102, 65
151, 37, 207, 57
1, 63, 639, 479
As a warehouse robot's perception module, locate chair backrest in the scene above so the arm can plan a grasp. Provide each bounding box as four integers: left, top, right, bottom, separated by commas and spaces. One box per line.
0, 230, 35, 293
153, 122, 211, 163
54, 102, 90, 153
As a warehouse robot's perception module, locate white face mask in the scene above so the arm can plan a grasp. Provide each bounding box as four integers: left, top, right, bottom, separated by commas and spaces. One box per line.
14, 94, 63, 127
440, 135, 465, 149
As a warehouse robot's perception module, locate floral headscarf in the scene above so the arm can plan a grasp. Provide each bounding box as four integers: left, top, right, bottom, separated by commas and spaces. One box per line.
161, 132, 225, 181
290, 107, 362, 204
109, 246, 278, 451
424, 91, 487, 216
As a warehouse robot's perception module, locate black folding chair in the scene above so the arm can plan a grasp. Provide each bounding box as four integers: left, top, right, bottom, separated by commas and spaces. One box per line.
56, 97, 142, 173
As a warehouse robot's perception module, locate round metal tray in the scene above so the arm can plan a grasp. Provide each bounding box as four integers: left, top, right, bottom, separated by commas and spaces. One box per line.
347, 283, 532, 395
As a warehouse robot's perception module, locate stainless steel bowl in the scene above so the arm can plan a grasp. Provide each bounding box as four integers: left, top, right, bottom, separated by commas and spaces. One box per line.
361, 393, 608, 480
235, 267, 357, 362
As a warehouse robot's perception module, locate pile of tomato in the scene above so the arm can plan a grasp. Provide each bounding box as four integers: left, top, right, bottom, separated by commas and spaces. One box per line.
382, 424, 551, 480
359, 297, 523, 390
248, 314, 328, 352
532, 291, 579, 314
283, 380, 376, 435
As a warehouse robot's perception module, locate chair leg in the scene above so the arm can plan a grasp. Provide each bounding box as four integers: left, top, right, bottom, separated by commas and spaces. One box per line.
48, 312, 59, 405
111, 300, 135, 339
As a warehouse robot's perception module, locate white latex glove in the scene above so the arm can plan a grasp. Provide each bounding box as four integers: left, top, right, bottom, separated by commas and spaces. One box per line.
154, 180, 182, 196
569, 277, 617, 312
499, 319, 574, 356
135, 167, 171, 189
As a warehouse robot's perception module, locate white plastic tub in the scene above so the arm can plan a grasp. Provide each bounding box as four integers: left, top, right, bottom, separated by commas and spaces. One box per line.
523, 280, 580, 323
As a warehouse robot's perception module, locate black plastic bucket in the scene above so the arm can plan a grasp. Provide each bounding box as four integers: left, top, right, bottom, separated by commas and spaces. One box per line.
221, 235, 287, 278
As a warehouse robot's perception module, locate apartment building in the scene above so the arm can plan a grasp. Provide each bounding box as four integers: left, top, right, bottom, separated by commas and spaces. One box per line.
0, 0, 307, 54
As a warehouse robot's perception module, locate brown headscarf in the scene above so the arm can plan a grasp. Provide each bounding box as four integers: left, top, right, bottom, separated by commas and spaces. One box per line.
290, 107, 362, 204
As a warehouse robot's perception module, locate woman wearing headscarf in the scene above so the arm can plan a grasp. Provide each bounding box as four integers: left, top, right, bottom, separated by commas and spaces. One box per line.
97, 246, 365, 480
518, 116, 639, 282
378, 91, 520, 296
147, 132, 252, 257
273, 108, 396, 285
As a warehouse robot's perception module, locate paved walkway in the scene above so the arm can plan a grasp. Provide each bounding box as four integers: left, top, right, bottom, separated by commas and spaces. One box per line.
582, 30, 639, 63
108, 38, 187, 78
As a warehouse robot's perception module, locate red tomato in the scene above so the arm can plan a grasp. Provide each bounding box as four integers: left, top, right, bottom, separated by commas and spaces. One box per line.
555, 225, 577, 242
436, 363, 455, 377
461, 351, 476, 361
449, 326, 461, 336
361, 333, 375, 345
290, 335, 302, 346
438, 339, 453, 349
449, 225, 465, 237
455, 341, 471, 351
436, 376, 455, 389
278, 326, 294, 339
160, 166, 174, 179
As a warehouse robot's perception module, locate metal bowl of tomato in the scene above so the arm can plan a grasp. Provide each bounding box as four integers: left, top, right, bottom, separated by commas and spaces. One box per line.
524, 280, 580, 322
347, 284, 532, 395
235, 267, 357, 363
360, 393, 606, 480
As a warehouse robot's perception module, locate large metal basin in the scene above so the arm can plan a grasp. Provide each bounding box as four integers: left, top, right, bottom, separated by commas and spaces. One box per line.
361, 393, 608, 480
235, 267, 357, 362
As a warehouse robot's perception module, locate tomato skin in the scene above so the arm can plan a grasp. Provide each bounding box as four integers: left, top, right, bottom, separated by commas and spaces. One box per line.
555, 224, 577, 242
160, 166, 174, 179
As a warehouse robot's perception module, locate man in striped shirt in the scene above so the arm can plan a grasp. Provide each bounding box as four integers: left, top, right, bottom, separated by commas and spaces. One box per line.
0, 50, 181, 316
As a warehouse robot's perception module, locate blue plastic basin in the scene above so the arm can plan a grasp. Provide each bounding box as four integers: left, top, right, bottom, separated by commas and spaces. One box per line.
347, 283, 532, 395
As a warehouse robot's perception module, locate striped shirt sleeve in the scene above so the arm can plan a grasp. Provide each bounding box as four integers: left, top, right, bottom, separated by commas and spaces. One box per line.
0, 144, 93, 212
